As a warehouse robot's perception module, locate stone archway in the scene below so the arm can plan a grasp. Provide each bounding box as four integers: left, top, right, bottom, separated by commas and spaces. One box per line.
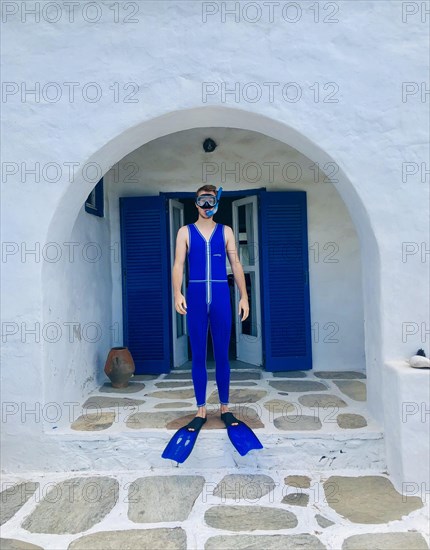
42, 106, 382, 422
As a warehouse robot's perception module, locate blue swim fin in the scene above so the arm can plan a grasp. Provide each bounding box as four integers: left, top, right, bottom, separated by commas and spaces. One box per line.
221, 412, 263, 456
162, 416, 207, 463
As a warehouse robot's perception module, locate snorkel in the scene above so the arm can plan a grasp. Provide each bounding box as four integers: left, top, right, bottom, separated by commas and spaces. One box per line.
205, 186, 223, 217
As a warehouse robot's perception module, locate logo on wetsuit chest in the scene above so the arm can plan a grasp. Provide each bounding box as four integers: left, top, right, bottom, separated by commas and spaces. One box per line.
212, 253, 222, 257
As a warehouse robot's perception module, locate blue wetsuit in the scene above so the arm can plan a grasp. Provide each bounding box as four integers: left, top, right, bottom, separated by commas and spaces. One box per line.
186, 222, 232, 407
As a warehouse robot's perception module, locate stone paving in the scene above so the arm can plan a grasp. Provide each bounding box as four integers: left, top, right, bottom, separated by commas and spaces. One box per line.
1, 469, 429, 549
1, 369, 429, 548
63, 368, 375, 435
15, 368, 383, 476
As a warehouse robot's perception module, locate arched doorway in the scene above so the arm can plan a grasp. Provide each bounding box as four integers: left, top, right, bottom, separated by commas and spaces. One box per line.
41, 106, 382, 423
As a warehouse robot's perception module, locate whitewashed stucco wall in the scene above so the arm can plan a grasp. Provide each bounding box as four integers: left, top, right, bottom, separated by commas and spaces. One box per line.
42, 204, 113, 413
1, 1, 428, 483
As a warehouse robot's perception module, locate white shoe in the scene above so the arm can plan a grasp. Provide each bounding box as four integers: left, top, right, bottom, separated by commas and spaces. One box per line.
409, 349, 430, 369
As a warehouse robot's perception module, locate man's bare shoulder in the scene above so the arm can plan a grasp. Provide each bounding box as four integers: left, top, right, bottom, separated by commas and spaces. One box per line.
177, 225, 190, 235
222, 225, 234, 239
174, 225, 187, 243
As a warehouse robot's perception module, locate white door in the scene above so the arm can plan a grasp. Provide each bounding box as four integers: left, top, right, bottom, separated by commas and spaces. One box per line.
169, 200, 189, 367
232, 196, 262, 366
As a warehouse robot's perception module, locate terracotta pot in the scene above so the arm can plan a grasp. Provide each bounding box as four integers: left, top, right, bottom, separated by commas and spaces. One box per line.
104, 346, 135, 388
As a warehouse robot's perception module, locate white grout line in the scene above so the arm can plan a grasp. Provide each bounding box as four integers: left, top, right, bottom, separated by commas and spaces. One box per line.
1, 467, 428, 550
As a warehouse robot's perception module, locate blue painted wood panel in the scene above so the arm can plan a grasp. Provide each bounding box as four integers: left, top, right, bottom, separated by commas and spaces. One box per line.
120, 196, 171, 374
260, 191, 312, 371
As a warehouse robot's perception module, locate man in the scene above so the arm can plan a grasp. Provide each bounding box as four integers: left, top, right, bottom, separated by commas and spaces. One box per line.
162, 184, 263, 462
172, 185, 249, 426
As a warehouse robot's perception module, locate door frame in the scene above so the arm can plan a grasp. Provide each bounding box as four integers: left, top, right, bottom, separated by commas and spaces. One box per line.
169, 199, 188, 367
232, 194, 263, 366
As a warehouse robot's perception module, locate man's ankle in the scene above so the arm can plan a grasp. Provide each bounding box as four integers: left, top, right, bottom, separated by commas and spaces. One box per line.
197, 406, 206, 416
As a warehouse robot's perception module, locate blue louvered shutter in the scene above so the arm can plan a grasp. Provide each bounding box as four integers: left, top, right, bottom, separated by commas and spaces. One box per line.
260, 191, 312, 371
120, 196, 171, 374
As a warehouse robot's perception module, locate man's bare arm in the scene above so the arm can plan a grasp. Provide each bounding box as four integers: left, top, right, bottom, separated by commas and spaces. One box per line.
225, 226, 248, 301
225, 226, 249, 321
172, 227, 188, 313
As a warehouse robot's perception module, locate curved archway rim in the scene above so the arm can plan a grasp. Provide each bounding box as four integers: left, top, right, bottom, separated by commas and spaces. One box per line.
46, 105, 377, 250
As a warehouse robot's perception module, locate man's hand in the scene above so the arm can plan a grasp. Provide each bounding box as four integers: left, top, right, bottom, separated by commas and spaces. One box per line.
238, 297, 249, 321
175, 293, 187, 315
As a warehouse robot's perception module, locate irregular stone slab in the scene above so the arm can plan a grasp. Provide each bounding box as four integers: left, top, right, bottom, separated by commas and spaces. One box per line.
323, 476, 423, 523
229, 371, 261, 380
126, 411, 186, 429
271, 371, 308, 378
131, 374, 159, 380
164, 370, 261, 381
213, 475, 276, 500
128, 476, 205, 522
155, 381, 193, 388
315, 514, 335, 528
166, 407, 263, 430
298, 394, 347, 408
205, 534, 325, 549
281, 493, 309, 506
68, 527, 187, 549
264, 399, 296, 414
71, 412, 115, 431
225, 406, 264, 428
269, 381, 328, 392
207, 388, 267, 404
154, 401, 193, 409
166, 410, 216, 430
22, 477, 118, 534
314, 371, 366, 379
230, 381, 258, 386
205, 505, 298, 531
274, 414, 322, 431
0, 539, 43, 550
164, 371, 193, 379
285, 475, 311, 489
207, 371, 261, 381
146, 389, 196, 400
342, 532, 429, 549
337, 413, 367, 429
333, 381, 366, 401
99, 382, 145, 393
1, 482, 38, 525
82, 396, 145, 409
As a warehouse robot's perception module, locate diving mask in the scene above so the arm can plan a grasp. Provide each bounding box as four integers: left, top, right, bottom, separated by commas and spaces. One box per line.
195, 187, 223, 216
195, 194, 217, 208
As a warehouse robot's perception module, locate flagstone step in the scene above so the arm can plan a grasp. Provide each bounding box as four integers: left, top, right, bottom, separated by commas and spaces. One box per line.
42, 428, 386, 472
34, 368, 386, 473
